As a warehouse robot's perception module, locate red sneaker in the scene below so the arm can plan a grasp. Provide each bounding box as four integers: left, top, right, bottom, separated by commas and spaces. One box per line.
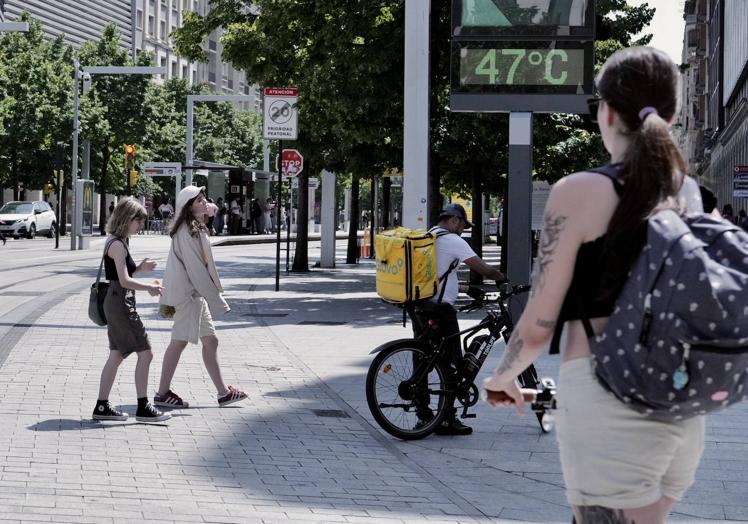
154, 390, 189, 408
217, 385, 247, 407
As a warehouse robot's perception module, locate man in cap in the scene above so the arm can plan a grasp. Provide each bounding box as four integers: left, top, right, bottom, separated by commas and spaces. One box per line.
414, 203, 505, 435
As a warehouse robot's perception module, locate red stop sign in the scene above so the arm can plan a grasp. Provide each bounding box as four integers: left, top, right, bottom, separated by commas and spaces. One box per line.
276, 149, 304, 177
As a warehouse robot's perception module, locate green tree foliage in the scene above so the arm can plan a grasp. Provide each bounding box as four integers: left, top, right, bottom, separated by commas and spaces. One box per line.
142, 78, 264, 199
0, 12, 73, 197
172, 0, 404, 269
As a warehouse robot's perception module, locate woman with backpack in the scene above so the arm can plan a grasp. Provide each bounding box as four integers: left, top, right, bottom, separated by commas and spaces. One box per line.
154, 186, 247, 408
482, 47, 707, 523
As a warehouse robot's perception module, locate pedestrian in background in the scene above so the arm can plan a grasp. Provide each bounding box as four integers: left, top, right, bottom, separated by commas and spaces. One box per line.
205, 197, 218, 234
108, 200, 115, 220
483, 47, 705, 523
155, 186, 247, 408
92, 197, 170, 423
214, 197, 226, 235
722, 203, 735, 224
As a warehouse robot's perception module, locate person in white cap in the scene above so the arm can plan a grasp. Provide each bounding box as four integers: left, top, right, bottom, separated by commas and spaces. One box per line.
155, 186, 247, 408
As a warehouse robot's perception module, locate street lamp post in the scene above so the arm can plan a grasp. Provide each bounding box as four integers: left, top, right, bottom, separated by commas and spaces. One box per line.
69, 65, 166, 250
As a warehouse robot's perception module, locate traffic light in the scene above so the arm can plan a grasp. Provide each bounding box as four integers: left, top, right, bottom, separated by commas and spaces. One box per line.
124, 144, 136, 170
129, 169, 138, 188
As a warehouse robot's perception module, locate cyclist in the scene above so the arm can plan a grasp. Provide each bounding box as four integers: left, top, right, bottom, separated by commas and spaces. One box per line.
413, 203, 505, 435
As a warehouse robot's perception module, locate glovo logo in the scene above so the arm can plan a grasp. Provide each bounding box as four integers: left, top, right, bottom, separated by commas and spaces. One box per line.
377, 257, 404, 275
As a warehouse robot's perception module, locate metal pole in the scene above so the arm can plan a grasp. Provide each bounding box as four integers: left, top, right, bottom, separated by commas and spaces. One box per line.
70, 56, 79, 251
275, 141, 283, 291
286, 177, 292, 272
402, 0, 430, 229
186, 99, 194, 187
55, 170, 61, 249
507, 112, 533, 322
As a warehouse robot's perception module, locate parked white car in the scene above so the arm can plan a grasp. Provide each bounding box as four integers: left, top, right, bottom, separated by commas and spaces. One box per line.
0, 201, 56, 239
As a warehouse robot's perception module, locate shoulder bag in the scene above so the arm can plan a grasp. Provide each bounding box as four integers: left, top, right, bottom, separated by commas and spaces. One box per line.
88, 238, 116, 326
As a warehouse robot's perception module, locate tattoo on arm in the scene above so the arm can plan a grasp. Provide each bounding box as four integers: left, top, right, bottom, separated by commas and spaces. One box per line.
536, 318, 556, 330
531, 211, 568, 297
495, 331, 524, 376
575, 506, 636, 524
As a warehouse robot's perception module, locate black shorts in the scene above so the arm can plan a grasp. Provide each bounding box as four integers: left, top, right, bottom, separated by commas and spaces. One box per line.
104, 282, 151, 357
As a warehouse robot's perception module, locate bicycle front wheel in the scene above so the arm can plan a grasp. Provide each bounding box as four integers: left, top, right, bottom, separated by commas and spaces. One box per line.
366, 342, 452, 440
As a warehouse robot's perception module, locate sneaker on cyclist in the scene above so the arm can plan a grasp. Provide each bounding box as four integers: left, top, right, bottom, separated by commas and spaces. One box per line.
153, 389, 189, 408
92, 400, 128, 421
434, 417, 473, 436
414, 409, 434, 430
217, 385, 247, 407
135, 400, 171, 423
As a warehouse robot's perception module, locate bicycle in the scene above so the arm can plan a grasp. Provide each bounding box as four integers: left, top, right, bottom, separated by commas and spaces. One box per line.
365, 282, 557, 440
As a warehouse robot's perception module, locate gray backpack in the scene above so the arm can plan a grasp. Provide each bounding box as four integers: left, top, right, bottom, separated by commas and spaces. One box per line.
588, 209, 748, 421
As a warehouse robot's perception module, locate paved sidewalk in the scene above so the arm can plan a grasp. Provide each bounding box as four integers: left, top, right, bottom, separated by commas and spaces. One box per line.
0, 239, 745, 523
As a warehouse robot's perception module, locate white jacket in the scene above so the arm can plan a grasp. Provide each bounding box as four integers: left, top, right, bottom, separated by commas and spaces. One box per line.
160, 224, 230, 317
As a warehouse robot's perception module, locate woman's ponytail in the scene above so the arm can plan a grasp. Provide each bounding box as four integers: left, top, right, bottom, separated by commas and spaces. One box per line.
595, 47, 687, 299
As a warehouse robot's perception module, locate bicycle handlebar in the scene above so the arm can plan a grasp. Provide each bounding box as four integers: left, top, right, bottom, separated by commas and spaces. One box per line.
457, 282, 531, 312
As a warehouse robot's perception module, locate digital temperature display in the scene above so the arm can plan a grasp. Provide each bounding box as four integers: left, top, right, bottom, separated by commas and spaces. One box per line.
451, 40, 593, 96
460, 47, 585, 87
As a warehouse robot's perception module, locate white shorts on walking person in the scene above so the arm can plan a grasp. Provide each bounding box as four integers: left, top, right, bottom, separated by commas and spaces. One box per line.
156, 186, 248, 408
482, 47, 708, 524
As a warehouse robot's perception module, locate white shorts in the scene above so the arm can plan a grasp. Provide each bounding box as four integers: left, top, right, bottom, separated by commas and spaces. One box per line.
171, 296, 215, 344
554, 357, 705, 509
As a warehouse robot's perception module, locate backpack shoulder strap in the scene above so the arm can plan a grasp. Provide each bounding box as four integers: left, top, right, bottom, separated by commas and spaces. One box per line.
587, 164, 624, 196
429, 226, 460, 304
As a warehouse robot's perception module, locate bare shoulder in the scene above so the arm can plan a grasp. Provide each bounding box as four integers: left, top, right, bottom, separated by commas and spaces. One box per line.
107, 238, 127, 259
547, 171, 619, 240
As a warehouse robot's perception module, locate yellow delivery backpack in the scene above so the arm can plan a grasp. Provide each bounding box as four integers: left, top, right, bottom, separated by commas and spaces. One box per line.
375, 227, 457, 304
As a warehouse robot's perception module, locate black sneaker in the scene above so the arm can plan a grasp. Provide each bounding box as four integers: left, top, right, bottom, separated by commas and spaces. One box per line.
92, 400, 128, 421
434, 417, 473, 436
135, 401, 171, 423
414, 410, 435, 431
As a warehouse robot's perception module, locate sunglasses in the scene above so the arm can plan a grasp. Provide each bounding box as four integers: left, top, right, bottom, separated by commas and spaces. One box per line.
587, 96, 602, 123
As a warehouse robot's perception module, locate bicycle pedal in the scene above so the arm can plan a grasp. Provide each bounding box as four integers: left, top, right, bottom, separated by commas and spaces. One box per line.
461, 414, 477, 419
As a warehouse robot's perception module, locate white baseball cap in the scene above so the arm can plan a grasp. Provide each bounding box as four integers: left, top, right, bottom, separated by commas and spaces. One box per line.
175, 185, 205, 217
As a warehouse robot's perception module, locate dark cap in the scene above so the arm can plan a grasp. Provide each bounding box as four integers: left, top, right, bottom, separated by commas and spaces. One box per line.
439, 203, 473, 228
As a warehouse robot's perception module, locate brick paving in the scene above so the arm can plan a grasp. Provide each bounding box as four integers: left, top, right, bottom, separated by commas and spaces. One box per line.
0, 236, 745, 523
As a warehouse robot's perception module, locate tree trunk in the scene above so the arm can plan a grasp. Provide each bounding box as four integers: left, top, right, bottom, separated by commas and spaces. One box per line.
428, 165, 441, 227
291, 166, 309, 272
12, 148, 18, 201
382, 176, 391, 229
469, 171, 484, 285
346, 174, 360, 264
99, 148, 110, 235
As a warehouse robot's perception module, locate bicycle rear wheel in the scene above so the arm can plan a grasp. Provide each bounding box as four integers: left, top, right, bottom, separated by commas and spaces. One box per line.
366, 342, 452, 440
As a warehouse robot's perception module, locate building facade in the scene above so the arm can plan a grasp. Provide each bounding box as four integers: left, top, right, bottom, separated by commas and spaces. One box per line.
3, 0, 133, 50
678, 0, 748, 213
134, 0, 261, 111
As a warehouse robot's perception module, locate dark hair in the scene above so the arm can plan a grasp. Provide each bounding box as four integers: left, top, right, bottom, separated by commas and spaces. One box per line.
700, 185, 717, 213
596, 47, 687, 297
169, 191, 207, 237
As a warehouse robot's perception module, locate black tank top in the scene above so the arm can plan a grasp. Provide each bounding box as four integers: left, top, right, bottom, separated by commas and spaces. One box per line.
104, 238, 137, 281
550, 164, 630, 353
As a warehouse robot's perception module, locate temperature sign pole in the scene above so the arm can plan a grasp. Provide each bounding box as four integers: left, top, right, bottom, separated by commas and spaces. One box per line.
263, 87, 299, 292
449, 0, 595, 316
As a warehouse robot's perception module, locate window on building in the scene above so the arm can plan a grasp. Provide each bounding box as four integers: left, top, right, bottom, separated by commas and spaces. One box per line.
171, 61, 177, 78
208, 72, 216, 83
137, 9, 143, 29
160, 20, 166, 40
172, 8, 179, 25
182, 65, 188, 79
209, 40, 217, 52
148, 15, 155, 36
192, 70, 197, 84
